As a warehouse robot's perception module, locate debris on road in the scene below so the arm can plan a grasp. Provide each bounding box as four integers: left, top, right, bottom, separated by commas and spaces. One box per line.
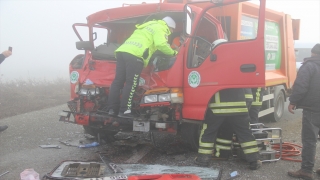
0, 171, 9, 178
59, 140, 78, 147
112, 132, 151, 147
79, 141, 99, 148
39, 145, 61, 149
61, 162, 105, 177
109, 163, 123, 173
44, 160, 221, 180
43, 161, 105, 179
108, 164, 221, 179
124, 145, 153, 164
20, 169, 40, 180
227, 171, 240, 179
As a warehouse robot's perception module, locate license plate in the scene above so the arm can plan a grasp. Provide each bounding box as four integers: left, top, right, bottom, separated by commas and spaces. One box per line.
133, 121, 150, 132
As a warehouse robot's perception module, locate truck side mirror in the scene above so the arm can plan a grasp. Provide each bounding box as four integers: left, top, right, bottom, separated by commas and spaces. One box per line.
76, 41, 94, 51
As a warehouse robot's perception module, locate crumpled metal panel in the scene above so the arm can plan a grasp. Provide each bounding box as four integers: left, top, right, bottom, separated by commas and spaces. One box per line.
59, 162, 105, 178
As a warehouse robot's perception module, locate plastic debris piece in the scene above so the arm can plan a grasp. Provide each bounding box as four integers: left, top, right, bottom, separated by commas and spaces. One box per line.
228, 171, 240, 179
78, 142, 99, 148
230, 171, 238, 177
20, 169, 40, 180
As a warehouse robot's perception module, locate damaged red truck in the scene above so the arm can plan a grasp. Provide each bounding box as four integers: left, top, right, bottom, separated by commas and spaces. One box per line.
59, 0, 300, 149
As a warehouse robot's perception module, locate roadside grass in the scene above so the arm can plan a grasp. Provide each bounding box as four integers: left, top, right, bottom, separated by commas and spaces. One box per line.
0, 78, 69, 119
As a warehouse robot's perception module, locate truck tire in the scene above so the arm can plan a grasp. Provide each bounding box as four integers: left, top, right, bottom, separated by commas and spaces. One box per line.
266, 90, 285, 122
178, 123, 201, 151
83, 125, 117, 143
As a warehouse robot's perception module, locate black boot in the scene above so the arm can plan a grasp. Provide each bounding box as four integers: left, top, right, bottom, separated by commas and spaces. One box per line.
194, 154, 211, 167
249, 160, 262, 170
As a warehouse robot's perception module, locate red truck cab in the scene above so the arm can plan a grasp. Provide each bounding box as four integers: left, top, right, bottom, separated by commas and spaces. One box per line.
60, 0, 267, 149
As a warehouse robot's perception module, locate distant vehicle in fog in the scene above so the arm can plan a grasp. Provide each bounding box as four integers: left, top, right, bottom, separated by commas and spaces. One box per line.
295, 48, 310, 71
295, 42, 315, 72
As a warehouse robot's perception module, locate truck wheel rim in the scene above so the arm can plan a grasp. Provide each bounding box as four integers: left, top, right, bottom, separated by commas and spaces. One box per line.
275, 94, 284, 117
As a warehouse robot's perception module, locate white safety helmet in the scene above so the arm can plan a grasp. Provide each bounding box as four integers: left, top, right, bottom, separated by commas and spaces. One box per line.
162, 16, 176, 29
212, 39, 227, 48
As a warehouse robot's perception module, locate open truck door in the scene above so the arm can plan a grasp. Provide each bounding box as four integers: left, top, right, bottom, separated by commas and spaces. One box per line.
182, 0, 266, 120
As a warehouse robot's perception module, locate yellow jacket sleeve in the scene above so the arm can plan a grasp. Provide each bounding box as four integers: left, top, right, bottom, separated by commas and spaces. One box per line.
153, 28, 177, 56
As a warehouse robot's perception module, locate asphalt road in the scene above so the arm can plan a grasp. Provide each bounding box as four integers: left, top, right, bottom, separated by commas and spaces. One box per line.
0, 101, 320, 180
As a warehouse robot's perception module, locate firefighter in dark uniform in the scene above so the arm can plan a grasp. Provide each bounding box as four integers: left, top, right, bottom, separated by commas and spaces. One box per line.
194, 88, 262, 170
213, 88, 254, 160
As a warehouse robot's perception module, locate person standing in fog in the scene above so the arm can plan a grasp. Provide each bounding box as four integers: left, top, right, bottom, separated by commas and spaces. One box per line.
287, 43, 320, 180
0, 49, 12, 132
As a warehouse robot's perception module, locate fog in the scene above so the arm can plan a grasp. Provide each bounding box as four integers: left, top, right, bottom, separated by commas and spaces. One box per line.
0, 0, 319, 81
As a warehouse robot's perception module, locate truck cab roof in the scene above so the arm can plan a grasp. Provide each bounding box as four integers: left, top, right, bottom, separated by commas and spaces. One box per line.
86, 3, 187, 26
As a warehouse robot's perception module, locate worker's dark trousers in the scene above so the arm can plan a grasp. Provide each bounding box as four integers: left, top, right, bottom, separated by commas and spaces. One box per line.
301, 110, 320, 173
246, 101, 252, 110
249, 105, 262, 124
216, 98, 254, 158
107, 52, 144, 113
199, 111, 259, 163
215, 121, 233, 158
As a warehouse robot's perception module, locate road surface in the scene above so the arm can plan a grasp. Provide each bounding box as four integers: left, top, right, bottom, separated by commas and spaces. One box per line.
1, 102, 320, 179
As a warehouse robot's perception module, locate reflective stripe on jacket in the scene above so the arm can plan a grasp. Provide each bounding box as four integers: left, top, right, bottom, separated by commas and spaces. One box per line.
115, 20, 177, 67
251, 87, 263, 106
209, 89, 248, 116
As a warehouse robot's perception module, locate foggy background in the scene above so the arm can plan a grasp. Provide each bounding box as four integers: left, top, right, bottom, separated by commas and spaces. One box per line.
0, 0, 319, 81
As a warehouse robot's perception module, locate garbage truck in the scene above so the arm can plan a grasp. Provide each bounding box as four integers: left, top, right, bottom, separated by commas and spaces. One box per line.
59, 0, 300, 149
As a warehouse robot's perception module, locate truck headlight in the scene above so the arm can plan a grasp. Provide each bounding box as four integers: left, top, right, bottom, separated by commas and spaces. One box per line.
88, 88, 100, 95
144, 95, 157, 103
78, 88, 88, 95
159, 93, 171, 102
78, 87, 99, 96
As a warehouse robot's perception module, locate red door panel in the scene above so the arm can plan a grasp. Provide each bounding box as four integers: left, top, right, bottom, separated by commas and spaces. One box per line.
182, 0, 266, 120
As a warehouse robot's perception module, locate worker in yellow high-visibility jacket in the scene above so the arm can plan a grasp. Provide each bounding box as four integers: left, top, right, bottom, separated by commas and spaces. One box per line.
107, 16, 178, 118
